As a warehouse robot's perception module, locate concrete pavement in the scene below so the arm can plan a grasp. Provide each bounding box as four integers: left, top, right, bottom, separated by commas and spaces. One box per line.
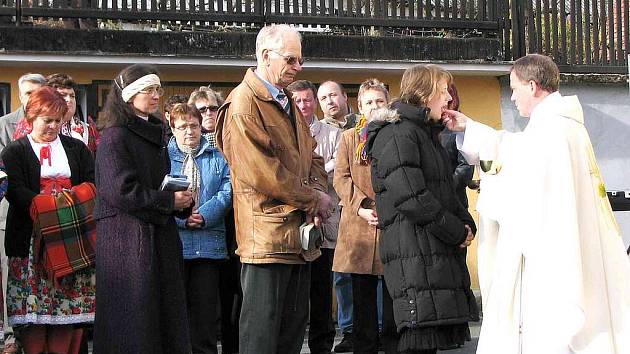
296, 321, 481, 354
80, 321, 482, 353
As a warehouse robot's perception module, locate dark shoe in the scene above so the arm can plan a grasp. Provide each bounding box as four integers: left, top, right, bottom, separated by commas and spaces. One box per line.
439, 343, 462, 350
333, 332, 353, 353
376, 338, 383, 352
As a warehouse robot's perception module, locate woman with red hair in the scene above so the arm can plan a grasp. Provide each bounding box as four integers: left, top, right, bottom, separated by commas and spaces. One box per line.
1, 86, 95, 354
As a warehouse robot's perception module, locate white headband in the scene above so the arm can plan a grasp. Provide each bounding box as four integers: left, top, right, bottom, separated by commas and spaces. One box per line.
120, 74, 161, 102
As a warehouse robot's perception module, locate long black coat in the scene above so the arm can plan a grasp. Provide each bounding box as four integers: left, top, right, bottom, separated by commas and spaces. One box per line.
439, 131, 474, 208
93, 115, 191, 354
366, 102, 478, 333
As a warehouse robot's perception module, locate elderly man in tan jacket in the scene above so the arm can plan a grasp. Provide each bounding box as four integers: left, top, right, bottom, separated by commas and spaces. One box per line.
216, 24, 332, 354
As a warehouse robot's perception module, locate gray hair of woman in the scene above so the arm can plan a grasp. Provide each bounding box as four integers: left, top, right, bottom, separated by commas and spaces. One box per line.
188, 86, 224, 106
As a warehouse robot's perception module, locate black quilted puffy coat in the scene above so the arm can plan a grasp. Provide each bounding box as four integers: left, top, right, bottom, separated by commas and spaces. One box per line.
366, 101, 479, 338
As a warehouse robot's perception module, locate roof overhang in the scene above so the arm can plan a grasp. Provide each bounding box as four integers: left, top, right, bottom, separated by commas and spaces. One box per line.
0, 53, 512, 76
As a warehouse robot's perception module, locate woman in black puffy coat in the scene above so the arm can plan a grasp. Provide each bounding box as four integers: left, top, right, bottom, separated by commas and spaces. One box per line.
365, 64, 479, 354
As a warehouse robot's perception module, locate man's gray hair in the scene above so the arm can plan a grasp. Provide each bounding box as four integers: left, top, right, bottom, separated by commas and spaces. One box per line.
18, 73, 46, 93
255, 24, 301, 62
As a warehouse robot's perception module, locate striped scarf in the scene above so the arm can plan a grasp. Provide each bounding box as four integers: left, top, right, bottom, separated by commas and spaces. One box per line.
179, 144, 202, 206
354, 115, 369, 165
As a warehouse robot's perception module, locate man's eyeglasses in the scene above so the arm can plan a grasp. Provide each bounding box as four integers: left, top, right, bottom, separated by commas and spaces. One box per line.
139, 86, 165, 97
197, 105, 219, 114
173, 123, 201, 131
270, 50, 305, 66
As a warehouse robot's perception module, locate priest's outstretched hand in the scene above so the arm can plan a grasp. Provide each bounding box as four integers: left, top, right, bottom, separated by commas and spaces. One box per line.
442, 109, 468, 132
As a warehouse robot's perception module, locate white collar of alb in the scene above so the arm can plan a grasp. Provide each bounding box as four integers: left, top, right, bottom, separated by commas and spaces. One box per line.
121, 74, 161, 103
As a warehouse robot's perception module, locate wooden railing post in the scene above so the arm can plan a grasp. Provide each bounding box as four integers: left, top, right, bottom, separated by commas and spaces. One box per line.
497, 0, 511, 61
510, 0, 526, 59
255, 0, 264, 23
15, 0, 21, 26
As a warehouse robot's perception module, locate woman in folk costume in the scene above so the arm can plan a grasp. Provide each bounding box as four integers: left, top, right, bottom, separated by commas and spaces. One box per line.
445, 54, 630, 354
14, 74, 100, 154
167, 103, 232, 353
93, 64, 194, 354
332, 78, 397, 354
366, 65, 478, 354
1, 86, 95, 354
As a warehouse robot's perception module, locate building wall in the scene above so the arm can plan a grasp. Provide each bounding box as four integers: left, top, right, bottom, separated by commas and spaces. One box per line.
0, 64, 503, 290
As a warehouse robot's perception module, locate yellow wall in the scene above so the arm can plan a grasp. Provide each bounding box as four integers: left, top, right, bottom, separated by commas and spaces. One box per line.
0, 64, 503, 290
453, 76, 503, 290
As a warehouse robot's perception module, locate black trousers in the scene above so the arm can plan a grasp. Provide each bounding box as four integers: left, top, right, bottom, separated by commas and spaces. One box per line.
351, 273, 398, 354
218, 256, 242, 354
239, 263, 311, 354
184, 259, 221, 354
308, 248, 336, 353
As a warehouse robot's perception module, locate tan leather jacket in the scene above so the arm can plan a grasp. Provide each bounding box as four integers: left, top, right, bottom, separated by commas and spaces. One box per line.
216, 69, 327, 264
332, 128, 383, 275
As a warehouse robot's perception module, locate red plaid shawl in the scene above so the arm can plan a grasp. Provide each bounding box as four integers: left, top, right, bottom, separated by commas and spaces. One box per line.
30, 182, 97, 282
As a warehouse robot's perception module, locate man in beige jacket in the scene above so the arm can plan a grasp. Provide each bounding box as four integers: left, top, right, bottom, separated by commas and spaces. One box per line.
216, 25, 332, 354
288, 79, 342, 354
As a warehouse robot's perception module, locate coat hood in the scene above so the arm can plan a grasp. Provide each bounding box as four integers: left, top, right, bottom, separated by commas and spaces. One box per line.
365, 106, 399, 159
366, 102, 432, 158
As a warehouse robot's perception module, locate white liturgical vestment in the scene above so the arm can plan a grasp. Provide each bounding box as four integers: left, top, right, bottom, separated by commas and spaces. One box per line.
457, 92, 630, 354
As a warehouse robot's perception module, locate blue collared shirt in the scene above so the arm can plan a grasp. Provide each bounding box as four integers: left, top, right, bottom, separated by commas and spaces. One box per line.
254, 70, 287, 108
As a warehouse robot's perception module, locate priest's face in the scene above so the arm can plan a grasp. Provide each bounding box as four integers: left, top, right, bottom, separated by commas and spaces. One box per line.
510, 71, 536, 117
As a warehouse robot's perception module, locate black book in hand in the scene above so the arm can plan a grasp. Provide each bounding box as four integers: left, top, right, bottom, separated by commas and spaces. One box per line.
300, 222, 322, 251
160, 174, 191, 192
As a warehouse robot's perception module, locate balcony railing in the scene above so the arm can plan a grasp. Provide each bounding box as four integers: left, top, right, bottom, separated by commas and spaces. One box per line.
0, 1, 628, 73
0, 0, 501, 29
507, 0, 629, 73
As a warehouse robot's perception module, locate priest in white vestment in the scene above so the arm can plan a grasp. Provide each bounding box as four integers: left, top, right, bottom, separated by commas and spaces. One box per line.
443, 54, 630, 354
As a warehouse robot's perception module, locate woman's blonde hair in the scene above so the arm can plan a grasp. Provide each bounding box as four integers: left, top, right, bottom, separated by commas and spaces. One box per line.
358, 78, 389, 104
398, 64, 452, 106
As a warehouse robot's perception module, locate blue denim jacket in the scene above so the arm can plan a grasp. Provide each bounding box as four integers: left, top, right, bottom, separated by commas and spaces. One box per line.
168, 136, 232, 260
